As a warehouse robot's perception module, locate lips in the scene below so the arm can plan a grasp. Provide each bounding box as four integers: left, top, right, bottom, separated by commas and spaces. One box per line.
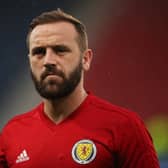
43, 73, 61, 80
41, 70, 64, 81
46, 74, 61, 79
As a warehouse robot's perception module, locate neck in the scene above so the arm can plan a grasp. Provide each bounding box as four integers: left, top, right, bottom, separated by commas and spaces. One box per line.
43, 84, 87, 124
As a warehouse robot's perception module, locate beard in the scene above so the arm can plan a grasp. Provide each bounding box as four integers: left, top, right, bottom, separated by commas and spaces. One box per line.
30, 61, 83, 100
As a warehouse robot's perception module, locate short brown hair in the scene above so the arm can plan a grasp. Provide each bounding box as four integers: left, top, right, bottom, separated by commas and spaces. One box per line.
26, 9, 88, 52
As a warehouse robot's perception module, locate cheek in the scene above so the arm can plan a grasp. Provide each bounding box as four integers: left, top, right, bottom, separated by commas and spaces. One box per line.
67, 60, 82, 77
29, 59, 42, 80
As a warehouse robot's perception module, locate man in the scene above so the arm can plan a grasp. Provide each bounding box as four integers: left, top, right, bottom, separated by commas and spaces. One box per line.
0, 9, 160, 168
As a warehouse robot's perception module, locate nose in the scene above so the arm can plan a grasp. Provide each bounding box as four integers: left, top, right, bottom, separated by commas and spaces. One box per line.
43, 47, 57, 67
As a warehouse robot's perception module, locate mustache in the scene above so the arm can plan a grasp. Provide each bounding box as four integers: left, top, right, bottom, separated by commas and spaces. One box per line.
41, 65, 64, 81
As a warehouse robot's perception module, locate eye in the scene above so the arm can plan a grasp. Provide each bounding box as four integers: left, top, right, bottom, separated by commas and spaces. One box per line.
31, 47, 46, 56
52, 45, 71, 55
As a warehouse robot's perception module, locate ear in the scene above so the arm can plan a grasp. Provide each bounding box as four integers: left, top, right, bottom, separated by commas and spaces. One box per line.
82, 49, 93, 71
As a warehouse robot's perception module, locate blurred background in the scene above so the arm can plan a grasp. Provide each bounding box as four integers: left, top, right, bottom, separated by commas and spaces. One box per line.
0, 0, 167, 167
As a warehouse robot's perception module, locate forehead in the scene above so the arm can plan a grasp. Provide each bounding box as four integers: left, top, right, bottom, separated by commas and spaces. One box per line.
29, 22, 78, 48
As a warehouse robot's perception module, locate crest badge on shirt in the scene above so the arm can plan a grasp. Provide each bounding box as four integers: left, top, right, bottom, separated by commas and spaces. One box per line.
72, 139, 97, 164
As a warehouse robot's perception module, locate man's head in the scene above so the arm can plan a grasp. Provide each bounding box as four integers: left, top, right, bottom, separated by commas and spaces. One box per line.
27, 9, 92, 100
27, 8, 88, 53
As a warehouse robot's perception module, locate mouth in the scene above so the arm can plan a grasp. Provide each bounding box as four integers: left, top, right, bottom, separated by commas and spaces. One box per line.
41, 69, 64, 82
42, 72, 59, 79
43, 74, 63, 84
45, 74, 61, 79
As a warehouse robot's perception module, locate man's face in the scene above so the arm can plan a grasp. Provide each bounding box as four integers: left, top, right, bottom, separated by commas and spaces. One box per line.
28, 22, 91, 100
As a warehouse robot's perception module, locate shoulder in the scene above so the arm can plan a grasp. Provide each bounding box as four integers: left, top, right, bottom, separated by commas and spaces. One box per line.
1, 103, 43, 132
89, 94, 153, 144
87, 93, 150, 139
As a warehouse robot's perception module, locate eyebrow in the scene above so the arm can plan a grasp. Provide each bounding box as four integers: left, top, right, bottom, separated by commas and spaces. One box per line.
51, 44, 71, 52
31, 44, 72, 55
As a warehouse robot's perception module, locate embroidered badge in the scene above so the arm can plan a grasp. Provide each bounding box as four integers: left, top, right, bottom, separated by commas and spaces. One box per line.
72, 139, 97, 164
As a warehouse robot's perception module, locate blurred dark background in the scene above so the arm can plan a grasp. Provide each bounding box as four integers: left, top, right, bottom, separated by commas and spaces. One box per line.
0, 0, 167, 167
